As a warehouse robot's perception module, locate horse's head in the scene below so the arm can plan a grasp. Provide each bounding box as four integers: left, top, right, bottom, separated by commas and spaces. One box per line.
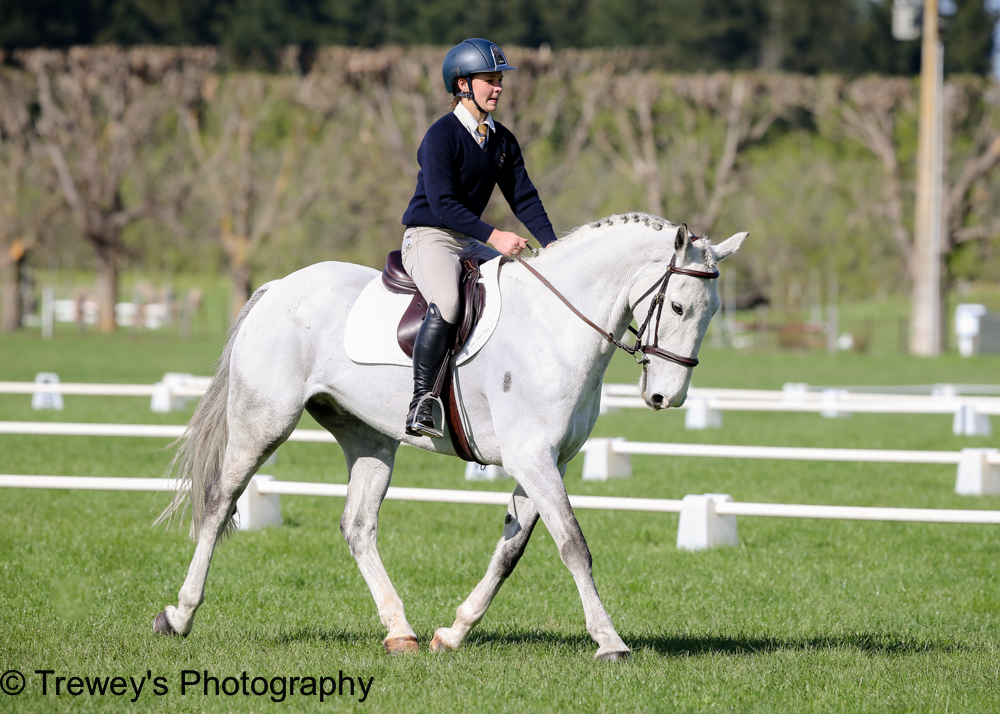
631, 223, 747, 410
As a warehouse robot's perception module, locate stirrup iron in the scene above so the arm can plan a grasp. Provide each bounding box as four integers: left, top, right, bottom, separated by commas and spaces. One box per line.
408, 393, 445, 439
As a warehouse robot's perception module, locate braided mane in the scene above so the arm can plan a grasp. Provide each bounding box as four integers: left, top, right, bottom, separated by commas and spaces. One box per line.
554, 212, 718, 270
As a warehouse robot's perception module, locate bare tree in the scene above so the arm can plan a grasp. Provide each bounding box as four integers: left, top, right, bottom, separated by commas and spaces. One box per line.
0, 68, 35, 332
818, 75, 1000, 352
19, 47, 213, 332
594, 72, 794, 235
943, 80, 1000, 252
182, 73, 325, 321
498, 47, 605, 195
0, 67, 65, 332
817, 77, 916, 275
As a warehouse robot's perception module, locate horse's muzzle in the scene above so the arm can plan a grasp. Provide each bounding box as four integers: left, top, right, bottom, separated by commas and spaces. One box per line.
642, 391, 685, 410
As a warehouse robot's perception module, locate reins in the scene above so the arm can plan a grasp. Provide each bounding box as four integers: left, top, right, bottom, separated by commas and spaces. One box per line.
513, 248, 720, 368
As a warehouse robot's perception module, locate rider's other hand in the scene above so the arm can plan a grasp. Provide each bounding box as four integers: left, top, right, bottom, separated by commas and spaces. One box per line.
487, 229, 529, 257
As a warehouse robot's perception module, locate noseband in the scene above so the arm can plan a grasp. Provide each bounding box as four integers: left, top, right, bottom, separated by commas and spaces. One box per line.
514, 251, 720, 368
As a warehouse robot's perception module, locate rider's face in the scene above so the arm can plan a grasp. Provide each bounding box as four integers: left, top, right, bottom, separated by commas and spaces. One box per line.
460, 72, 503, 114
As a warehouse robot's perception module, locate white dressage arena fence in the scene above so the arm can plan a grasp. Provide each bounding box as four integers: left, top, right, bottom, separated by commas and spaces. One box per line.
601, 383, 1000, 436
1, 420, 997, 495
0, 373, 212, 413
3, 376, 997, 550
581, 438, 1000, 496
4, 375, 997, 434
2, 473, 999, 551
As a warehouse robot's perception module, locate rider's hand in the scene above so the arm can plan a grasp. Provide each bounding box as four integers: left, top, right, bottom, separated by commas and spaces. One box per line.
487, 229, 529, 257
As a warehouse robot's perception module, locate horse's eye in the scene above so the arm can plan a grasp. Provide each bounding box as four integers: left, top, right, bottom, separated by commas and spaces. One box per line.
671, 302, 683, 315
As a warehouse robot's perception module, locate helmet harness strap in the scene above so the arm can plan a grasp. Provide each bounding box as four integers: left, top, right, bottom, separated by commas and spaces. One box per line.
458, 75, 489, 115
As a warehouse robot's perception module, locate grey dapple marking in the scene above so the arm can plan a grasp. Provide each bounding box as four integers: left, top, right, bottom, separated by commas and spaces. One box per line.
154, 214, 746, 660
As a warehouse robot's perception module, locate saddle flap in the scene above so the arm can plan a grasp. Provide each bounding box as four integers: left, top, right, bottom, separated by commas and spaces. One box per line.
397, 292, 427, 356
455, 259, 485, 349
382, 250, 417, 294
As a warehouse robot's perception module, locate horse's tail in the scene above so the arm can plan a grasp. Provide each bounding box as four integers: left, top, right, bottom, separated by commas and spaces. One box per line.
155, 284, 272, 540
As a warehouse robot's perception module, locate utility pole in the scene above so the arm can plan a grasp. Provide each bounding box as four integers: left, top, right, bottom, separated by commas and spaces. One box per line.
907, 0, 945, 355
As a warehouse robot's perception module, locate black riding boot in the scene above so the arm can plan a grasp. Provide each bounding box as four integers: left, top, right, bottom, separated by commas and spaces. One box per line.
406, 303, 454, 438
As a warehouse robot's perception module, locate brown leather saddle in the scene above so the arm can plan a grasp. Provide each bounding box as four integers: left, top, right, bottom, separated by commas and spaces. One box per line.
381, 250, 487, 462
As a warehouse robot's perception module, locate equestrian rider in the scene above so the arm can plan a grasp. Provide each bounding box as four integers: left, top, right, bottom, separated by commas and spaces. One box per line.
401, 38, 557, 438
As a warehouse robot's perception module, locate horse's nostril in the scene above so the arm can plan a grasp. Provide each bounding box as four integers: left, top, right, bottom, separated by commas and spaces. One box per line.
650, 393, 664, 407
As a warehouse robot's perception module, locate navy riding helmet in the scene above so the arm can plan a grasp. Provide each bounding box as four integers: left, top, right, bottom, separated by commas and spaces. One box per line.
441, 38, 517, 97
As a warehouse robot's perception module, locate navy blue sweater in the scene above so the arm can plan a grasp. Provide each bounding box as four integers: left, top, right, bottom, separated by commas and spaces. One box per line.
402, 113, 557, 246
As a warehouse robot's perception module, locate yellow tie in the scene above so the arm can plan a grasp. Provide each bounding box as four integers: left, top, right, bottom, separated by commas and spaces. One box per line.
476, 123, 488, 149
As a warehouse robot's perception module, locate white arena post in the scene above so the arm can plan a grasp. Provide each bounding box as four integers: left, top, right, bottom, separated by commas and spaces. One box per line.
151, 373, 195, 413
953, 404, 992, 437
32, 373, 64, 411
581, 438, 632, 481
782, 382, 810, 399
465, 462, 509, 481
235, 475, 283, 531
684, 396, 723, 430
820, 389, 852, 419
676, 493, 739, 551
955, 448, 1000, 496
598, 384, 620, 415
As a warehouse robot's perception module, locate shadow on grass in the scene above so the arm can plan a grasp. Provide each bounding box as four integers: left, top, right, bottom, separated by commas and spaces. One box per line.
465, 629, 965, 657
268, 626, 965, 657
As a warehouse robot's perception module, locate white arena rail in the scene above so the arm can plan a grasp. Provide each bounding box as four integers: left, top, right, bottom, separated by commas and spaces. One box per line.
5, 376, 997, 434
0, 373, 212, 413
0, 421, 336, 442
601, 383, 1000, 435
581, 437, 1000, 496
2, 474, 998, 551
0, 380, 208, 397
2, 421, 997, 494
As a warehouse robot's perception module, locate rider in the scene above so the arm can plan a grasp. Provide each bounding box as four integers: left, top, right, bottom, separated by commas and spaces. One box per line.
401, 38, 558, 438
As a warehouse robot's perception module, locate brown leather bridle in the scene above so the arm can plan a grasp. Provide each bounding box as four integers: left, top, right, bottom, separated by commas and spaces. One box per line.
514, 251, 720, 368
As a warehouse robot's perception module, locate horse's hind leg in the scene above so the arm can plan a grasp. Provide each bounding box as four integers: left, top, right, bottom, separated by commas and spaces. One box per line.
430, 483, 539, 652
156, 410, 298, 636
323, 418, 417, 653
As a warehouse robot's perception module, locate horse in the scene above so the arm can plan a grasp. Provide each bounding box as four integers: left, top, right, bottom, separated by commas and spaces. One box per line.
153, 213, 747, 661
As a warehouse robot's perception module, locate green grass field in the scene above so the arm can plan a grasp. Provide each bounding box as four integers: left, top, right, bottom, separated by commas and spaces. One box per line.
2, 330, 1000, 712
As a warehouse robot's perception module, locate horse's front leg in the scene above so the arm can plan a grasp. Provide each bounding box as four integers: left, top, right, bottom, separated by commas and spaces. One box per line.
430, 483, 540, 652
511, 455, 630, 661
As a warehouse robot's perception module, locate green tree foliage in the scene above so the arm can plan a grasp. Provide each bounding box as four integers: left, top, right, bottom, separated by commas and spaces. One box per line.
4, 46, 998, 318
1, 0, 995, 75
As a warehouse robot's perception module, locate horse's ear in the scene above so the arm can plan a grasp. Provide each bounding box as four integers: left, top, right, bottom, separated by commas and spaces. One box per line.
674, 224, 691, 262
713, 231, 748, 262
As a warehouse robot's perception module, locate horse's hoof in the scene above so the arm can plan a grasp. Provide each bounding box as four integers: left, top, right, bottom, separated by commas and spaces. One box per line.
384, 636, 419, 654
596, 649, 631, 662
429, 632, 457, 653
152, 611, 179, 636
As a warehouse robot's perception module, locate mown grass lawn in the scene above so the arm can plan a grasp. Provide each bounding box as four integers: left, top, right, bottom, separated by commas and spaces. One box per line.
1, 330, 1000, 711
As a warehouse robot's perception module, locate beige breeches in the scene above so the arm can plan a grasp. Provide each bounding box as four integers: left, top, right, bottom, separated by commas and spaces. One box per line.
400, 226, 500, 323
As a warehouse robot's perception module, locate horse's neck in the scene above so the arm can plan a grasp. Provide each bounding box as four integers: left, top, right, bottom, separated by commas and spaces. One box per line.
516, 227, 664, 356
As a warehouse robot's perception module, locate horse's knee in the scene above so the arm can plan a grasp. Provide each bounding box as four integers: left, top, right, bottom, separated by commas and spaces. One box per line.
557, 530, 592, 572
340, 513, 377, 556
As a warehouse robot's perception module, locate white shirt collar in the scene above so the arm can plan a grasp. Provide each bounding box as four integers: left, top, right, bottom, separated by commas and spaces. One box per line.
453, 102, 495, 140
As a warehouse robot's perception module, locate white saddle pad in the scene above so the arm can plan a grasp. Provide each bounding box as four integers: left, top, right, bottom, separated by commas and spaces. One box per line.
344, 255, 504, 367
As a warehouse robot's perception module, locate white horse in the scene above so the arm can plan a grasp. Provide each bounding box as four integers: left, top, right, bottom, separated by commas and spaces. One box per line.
153, 213, 747, 661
